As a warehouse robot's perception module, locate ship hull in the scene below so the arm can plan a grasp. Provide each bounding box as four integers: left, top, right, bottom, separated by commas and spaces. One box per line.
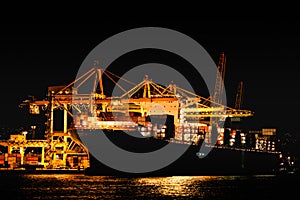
77, 129, 281, 176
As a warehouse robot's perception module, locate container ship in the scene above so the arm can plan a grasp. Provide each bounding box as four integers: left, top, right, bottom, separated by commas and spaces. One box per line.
77, 115, 282, 176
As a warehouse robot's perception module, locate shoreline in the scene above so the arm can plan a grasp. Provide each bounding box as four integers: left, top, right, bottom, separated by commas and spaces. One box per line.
0, 169, 85, 175
1, 168, 297, 178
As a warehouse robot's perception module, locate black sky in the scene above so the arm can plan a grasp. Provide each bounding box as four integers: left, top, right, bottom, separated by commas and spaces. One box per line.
0, 16, 299, 136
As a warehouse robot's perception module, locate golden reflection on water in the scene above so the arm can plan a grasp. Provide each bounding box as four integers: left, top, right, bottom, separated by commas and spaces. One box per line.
24, 174, 82, 180
22, 174, 223, 198
10, 174, 282, 199
136, 176, 220, 197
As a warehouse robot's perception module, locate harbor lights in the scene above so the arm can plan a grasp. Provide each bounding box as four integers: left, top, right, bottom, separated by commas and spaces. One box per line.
31, 125, 36, 139
22, 131, 28, 140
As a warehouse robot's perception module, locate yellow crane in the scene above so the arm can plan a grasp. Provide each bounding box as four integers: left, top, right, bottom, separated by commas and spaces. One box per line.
20, 57, 254, 131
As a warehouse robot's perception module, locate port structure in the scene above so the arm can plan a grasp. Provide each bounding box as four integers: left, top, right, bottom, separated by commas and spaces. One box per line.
1, 53, 254, 170
0, 130, 89, 170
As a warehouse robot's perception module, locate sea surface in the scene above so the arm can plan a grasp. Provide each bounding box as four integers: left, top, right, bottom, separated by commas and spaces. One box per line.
0, 173, 298, 199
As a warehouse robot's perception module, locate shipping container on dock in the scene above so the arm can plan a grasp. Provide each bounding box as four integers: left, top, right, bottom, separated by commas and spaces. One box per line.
66, 155, 89, 169
7, 154, 17, 168
19, 154, 44, 170
0, 154, 5, 166
24, 155, 39, 165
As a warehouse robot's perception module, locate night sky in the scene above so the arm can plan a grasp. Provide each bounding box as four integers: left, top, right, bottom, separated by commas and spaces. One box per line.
0, 17, 299, 137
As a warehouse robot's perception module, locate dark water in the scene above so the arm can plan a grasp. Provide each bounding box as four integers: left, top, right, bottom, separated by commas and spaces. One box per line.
0, 174, 298, 199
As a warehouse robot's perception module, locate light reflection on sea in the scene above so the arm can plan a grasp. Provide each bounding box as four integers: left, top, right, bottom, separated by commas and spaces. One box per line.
0, 174, 297, 199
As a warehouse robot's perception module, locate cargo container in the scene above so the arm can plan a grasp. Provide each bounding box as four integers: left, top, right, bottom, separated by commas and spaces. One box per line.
0, 154, 5, 166
146, 114, 175, 139
20, 154, 44, 169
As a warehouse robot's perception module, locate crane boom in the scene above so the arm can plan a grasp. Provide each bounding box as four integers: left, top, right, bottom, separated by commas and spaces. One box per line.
235, 81, 244, 110
212, 52, 226, 105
